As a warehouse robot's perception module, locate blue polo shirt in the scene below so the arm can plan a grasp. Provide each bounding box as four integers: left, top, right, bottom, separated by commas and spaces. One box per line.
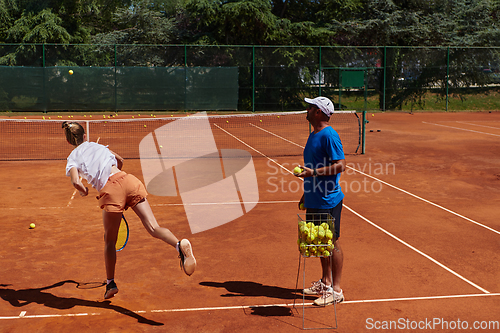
303, 126, 345, 209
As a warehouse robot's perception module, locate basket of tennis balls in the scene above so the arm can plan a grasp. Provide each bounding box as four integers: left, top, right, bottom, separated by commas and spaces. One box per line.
297, 214, 335, 257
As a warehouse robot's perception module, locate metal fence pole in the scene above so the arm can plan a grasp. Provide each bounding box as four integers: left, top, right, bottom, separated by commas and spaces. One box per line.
446, 47, 450, 112
319, 46, 322, 96
42, 43, 47, 113
114, 44, 117, 112
383, 46, 386, 112
252, 45, 255, 112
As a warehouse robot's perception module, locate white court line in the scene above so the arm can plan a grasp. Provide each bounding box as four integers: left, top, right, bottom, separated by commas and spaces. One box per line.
345, 205, 489, 294
249, 123, 304, 149
346, 166, 500, 236
213, 124, 294, 176
422, 121, 500, 137
1, 200, 297, 210
153, 200, 296, 207
2, 293, 499, 320
235, 125, 491, 292
253, 123, 500, 236
456, 121, 500, 130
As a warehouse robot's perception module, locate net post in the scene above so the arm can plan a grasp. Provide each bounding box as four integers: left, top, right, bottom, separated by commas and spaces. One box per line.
362, 111, 367, 154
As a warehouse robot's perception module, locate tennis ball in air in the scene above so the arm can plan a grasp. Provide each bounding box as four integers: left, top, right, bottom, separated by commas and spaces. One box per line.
299, 203, 305, 210
29, 223, 36, 229
293, 166, 302, 175
69, 70, 73, 75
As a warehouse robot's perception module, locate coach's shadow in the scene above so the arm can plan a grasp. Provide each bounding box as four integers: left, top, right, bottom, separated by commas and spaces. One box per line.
200, 280, 316, 301
0, 280, 163, 326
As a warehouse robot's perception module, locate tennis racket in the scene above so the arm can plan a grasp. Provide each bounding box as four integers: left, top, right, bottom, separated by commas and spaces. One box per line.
116, 214, 129, 251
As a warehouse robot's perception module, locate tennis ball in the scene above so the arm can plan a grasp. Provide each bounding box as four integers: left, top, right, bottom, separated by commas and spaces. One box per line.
318, 227, 326, 238
325, 230, 333, 240
69, 70, 73, 75
29, 223, 36, 229
293, 166, 303, 175
299, 203, 305, 210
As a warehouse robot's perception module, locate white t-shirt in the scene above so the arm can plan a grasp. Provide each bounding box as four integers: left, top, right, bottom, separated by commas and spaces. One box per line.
65, 141, 117, 192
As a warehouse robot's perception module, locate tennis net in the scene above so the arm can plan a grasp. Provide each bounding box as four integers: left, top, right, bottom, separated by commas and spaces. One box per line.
0, 111, 361, 161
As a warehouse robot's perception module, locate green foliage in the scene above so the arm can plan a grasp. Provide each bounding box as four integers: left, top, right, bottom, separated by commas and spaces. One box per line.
91, 0, 177, 45
4, 8, 70, 43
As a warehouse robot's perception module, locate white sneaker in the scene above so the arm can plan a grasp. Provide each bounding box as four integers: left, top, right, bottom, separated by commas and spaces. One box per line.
313, 288, 344, 306
179, 239, 196, 276
303, 279, 328, 295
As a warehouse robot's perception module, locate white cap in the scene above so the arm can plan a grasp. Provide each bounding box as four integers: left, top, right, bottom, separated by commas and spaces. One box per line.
304, 97, 335, 117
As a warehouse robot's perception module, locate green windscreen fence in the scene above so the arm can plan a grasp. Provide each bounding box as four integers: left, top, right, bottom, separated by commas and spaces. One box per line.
0, 66, 239, 111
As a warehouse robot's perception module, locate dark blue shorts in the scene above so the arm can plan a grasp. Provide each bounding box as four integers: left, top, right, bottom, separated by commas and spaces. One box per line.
306, 200, 343, 240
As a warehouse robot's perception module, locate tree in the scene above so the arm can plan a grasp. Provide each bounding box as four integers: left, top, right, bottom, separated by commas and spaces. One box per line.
91, 0, 177, 45
326, 0, 500, 110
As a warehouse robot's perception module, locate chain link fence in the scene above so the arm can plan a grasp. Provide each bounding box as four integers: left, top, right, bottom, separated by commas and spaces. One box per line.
1, 44, 499, 112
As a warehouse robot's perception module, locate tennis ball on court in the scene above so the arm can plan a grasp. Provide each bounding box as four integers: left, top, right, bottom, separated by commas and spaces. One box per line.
69, 70, 73, 75
293, 166, 303, 175
299, 203, 305, 210
372, 114, 374, 117
29, 223, 36, 229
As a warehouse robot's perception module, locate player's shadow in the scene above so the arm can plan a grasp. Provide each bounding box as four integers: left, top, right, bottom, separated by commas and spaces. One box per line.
200, 280, 316, 302
0, 280, 163, 326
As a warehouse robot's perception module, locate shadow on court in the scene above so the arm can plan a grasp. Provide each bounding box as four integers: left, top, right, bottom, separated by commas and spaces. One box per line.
0, 280, 163, 326
248, 305, 293, 317
200, 280, 316, 301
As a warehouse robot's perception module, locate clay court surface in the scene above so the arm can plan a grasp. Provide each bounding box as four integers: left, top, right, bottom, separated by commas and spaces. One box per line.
1, 111, 499, 332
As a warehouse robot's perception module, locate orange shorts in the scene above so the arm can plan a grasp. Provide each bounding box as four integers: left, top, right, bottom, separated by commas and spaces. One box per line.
97, 171, 148, 213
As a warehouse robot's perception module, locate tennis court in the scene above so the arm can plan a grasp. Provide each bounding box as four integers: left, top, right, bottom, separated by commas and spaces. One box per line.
1, 111, 499, 332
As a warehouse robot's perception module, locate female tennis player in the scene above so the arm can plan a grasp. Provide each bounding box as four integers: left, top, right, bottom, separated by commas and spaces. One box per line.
62, 121, 196, 299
